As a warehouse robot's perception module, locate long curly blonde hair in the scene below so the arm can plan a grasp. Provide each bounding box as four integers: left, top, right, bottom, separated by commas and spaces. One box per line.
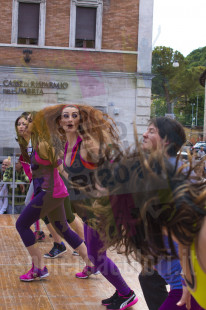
30, 103, 121, 166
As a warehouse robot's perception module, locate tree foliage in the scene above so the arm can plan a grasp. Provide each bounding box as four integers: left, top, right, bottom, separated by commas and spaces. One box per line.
186, 47, 206, 68
170, 66, 205, 99
152, 46, 185, 112
152, 46, 206, 126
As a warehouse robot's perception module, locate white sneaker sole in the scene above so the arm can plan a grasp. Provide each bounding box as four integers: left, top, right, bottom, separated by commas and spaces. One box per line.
72, 251, 80, 256
76, 270, 101, 279
44, 249, 67, 259
75, 275, 89, 279
20, 272, 50, 282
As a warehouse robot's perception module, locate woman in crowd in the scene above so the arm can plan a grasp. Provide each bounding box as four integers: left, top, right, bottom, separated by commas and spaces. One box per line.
194, 161, 206, 182
0, 157, 11, 214
16, 108, 96, 281
46, 103, 138, 310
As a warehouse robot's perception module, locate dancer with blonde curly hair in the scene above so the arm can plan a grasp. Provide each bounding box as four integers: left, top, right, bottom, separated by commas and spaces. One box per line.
15, 112, 84, 257
16, 108, 96, 281
46, 103, 138, 310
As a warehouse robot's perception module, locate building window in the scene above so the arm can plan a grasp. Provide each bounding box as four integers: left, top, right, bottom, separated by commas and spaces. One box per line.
75, 7, 96, 48
18, 2, 40, 45
69, 0, 103, 50
11, 0, 46, 47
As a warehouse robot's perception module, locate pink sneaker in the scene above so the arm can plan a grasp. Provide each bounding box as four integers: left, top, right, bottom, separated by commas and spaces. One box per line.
20, 264, 49, 281
75, 266, 100, 279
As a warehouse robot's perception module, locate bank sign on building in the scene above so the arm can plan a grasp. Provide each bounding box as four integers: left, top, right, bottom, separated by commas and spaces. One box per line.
0, 0, 154, 155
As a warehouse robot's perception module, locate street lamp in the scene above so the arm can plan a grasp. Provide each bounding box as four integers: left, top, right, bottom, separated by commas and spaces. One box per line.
191, 103, 196, 127
196, 95, 199, 126
172, 61, 179, 68
170, 60, 179, 117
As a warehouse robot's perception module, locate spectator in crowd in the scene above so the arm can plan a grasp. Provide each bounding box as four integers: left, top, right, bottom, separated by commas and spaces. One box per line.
0, 157, 11, 214
197, 146, 205, 159
0, 182, 8, 214
194, 161, 206, 182
3, 158, 30, 214
0, 158, 11, 180
204, 160, 206, 177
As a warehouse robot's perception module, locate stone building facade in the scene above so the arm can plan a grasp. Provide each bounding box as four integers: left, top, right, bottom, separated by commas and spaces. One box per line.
0, 0, 154, 155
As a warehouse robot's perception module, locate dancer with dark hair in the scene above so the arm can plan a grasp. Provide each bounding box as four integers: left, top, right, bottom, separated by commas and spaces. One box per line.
92, 117, 206, 309
51, 103, 138, 310
16, 108, 96, 281
15, 113, 45, 240
138, 117, 188, 310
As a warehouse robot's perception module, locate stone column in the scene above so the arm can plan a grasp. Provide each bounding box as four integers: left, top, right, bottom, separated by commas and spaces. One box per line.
136, 0, 154, 135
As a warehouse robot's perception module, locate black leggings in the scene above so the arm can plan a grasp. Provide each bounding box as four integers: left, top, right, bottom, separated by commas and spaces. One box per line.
138, 269, 168, 310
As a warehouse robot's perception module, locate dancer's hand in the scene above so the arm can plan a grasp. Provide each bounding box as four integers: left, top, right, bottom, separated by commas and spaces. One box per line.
176, 286, 191, 309
58, 163, 69, 179
94, 182, 109, 197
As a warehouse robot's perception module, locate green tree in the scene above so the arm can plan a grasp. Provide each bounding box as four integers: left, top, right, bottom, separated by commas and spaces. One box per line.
170, 66, 205, 104
152, 46, 205, 126
186, 47, 206, 68
152, 46, 185, 113
151, 97, 167, 118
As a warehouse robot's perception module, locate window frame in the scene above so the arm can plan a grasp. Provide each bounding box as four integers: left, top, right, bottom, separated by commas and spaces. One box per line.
11, 0, 46, 47
75, 6, 97, 48
69, 0, 103, 50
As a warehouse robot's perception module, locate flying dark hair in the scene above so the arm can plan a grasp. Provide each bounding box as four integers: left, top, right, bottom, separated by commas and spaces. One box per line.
91, 132, 206, 267
149, 117, 186, 156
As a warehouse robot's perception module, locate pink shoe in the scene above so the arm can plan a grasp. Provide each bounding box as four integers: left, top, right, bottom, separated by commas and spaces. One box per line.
75, 266, 100, 279
20, 264, 49, 281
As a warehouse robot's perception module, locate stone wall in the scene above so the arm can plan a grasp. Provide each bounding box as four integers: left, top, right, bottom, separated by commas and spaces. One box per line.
0, 67, 138, 151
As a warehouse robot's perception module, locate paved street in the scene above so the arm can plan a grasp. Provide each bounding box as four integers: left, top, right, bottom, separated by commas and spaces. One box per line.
0, 215, 148, 310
